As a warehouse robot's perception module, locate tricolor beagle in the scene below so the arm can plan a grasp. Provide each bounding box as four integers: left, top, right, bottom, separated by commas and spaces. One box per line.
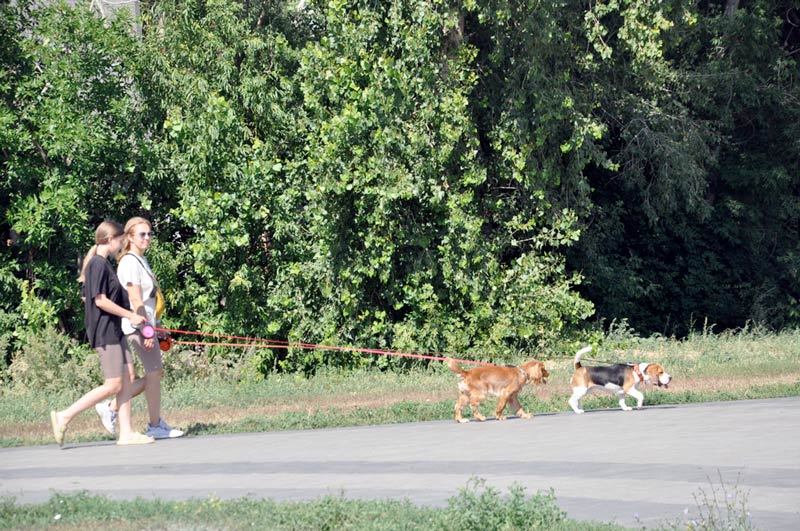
568, 346, 672, 414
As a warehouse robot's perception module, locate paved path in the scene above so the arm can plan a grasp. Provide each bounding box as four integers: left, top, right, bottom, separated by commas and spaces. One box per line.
2, 397, 799, 530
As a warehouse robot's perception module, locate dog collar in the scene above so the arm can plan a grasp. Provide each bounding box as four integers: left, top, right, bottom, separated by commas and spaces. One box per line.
632, 363, 644, 382
517, 366, 529, 382
638, 363, 650, 382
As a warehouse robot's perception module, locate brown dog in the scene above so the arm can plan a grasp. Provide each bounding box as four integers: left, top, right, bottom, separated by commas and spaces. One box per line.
446, 358, 549, 423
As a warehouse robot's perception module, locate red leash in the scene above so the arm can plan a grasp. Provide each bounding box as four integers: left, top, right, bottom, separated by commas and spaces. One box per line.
156, 327, 494, 366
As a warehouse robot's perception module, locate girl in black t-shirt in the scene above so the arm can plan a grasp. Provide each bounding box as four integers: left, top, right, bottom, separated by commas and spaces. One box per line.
50, 220, 154, 446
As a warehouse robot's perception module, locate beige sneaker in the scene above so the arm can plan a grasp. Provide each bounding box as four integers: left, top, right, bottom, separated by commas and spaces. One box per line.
116, 432, 155, 446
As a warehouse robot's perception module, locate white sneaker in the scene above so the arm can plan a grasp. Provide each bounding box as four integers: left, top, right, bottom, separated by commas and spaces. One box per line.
146, 418, 184, 439
94, 400, 117, 436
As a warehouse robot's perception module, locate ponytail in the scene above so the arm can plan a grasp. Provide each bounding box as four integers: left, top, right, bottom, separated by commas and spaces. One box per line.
78, 245, 99, 283
78, 220, 124, 283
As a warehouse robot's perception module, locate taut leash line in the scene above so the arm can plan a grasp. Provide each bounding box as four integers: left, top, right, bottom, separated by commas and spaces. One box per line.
156, 327, 494, 366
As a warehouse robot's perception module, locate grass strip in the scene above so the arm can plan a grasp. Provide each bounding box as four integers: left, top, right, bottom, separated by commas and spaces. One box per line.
0, 483, 625, 531
1, 381, 798, 447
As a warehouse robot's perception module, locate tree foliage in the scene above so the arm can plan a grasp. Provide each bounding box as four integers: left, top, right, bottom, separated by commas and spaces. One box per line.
568, 0, 800, 334
1, 0, 797, 376
1, 1, 144, 345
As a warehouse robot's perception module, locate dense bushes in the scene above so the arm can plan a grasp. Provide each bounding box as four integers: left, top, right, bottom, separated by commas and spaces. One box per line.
1, 0, 798, 381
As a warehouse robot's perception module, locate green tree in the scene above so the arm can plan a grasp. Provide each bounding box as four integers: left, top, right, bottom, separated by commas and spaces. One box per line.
0, 0, 144, 356
567, 0, 800, 334
129, 0, 594, 372
4, 0, 796, 382
277, 0, 593, 368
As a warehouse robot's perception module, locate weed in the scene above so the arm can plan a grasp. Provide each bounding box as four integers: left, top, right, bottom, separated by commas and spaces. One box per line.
440, 478, 568, 530
660, 473, 760, 531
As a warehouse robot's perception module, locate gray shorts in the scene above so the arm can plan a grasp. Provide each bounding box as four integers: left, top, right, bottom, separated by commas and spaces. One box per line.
96, 342, 132, 379
126, 333, 163, 373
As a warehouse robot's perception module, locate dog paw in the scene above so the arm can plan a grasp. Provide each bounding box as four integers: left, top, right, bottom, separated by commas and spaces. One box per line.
457, 418, 470, 424
573, 409, 585, 414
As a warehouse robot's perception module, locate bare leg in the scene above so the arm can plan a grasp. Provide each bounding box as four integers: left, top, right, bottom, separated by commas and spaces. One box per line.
143, 369, 163, 426
57, 377, 122, 427
110, 363, 145, 411
115, 363, 137, 438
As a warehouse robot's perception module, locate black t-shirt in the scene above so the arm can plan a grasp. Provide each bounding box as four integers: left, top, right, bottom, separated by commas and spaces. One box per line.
83, 255, 130, 348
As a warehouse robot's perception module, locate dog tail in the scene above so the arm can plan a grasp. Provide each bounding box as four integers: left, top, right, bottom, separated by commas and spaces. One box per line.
445, 358, 468, 377
573, 345, 592, 369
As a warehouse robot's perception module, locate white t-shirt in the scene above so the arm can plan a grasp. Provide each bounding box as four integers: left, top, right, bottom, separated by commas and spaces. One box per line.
117, 253, 158, 335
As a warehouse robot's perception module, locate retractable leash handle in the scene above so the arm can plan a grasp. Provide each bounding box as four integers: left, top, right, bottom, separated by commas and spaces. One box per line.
135, 323, 156, 339
136, 322, 172, 349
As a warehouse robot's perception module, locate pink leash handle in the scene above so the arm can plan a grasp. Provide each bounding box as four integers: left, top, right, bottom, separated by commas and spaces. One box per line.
136, 324, 156, 339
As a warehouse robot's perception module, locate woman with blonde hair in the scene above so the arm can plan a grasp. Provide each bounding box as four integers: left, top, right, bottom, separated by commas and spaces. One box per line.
94, 216, 184, 440
50, 220, 154, 446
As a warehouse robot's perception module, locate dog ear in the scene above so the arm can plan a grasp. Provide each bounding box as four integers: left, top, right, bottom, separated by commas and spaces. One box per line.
526, 362, 544, 381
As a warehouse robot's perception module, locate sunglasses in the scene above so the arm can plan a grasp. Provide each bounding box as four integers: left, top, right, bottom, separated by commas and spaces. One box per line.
136, 231, 155, 239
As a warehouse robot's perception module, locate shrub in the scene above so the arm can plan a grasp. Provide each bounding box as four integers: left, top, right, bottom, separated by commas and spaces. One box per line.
439, 478, 567, 531
161, 345, 269, 385
8, 326, 98, 391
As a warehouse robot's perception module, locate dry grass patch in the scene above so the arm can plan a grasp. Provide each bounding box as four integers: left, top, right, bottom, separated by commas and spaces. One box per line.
173, 389, 456, 425
1, 388, 457, 445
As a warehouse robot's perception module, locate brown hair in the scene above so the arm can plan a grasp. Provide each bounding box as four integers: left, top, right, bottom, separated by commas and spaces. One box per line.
78, 220, 124, 283
121, 216, 152, 256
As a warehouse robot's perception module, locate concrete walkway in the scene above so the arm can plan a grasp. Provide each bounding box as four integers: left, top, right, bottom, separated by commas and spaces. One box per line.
2, 397, 799, 529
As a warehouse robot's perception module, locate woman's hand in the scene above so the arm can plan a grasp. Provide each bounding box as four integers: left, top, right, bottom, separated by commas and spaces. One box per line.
144, 337, 155, 350
129, 313, 147, 327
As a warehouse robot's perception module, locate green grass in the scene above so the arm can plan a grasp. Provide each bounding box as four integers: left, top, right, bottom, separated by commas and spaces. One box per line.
1, 328, 799, 446
0, 482, 625, 531
0, 478, 760, 531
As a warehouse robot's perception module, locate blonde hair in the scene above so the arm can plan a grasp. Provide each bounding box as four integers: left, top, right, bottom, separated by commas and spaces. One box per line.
121, 216, 152, 256
78, 220, 124, 283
